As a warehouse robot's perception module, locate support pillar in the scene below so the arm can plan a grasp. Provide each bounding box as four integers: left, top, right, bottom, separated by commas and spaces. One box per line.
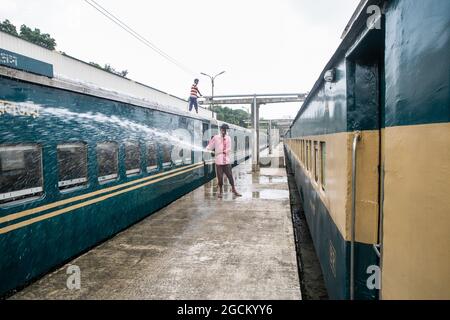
251, 96, 260, 172
268, 119, 272, 155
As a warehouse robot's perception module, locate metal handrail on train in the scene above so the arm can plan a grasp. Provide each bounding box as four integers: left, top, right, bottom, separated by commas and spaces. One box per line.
373, 161, 384, 259
350, 131, 361, 300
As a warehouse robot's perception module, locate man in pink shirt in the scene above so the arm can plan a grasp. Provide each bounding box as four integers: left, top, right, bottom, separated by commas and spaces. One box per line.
207, 124, 242, 198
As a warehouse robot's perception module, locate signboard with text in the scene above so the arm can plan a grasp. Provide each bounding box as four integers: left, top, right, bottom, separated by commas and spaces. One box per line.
0, 48, 53, 78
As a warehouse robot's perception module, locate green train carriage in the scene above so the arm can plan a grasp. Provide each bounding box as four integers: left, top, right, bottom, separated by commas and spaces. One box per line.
285, 0, 450, 300
0, 39, 251, 296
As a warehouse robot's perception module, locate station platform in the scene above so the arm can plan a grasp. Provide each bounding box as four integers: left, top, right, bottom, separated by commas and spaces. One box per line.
11, 159, 301, 300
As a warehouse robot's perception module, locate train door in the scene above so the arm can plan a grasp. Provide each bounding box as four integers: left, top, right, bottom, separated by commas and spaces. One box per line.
211, 124, 219, 137
201, 122, 212, 179
233, 134, 238, 165
245, 136, 250, 159
346, 22, 385, 300
202, 122, 210, 161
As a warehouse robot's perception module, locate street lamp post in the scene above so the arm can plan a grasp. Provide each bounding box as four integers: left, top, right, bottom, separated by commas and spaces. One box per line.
200, 71, 226, 111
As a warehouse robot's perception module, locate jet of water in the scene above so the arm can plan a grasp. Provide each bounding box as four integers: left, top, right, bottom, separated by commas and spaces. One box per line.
38, 105, 210, 153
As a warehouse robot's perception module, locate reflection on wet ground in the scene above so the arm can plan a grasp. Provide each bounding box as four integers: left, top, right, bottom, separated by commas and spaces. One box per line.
252, 189, 290, 200
203, 165, 291, 202
256, 176, 288, 184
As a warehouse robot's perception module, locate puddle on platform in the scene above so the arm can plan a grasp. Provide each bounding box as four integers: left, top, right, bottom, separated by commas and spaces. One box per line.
257, 176, 287, 184
215, 189, 289, 201
256, 189, 289, 199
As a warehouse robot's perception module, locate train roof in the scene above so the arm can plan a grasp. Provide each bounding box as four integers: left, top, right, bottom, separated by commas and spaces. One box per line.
213, 119, 252, 133
0, 30, 218, 122
288, 0, 383, 132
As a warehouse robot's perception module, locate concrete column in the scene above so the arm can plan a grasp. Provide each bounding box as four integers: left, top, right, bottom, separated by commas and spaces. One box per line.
268, 120, 272, 155
256, 103, 260, 164
251, 97, 260, 172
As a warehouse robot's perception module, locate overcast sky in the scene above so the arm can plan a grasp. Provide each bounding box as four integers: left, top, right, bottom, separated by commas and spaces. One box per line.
2, 0, 360, 119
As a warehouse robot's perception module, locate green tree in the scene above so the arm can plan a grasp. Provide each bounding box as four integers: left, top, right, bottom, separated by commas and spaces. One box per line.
1, 19, 56, 49
259, 121, 279, 130
0, 19, 18, 36
211, 105, 251, 127
19, 25, 56, 50
90, 62, 128, 78
2, 19, 129, 77
89, 62, 103, 69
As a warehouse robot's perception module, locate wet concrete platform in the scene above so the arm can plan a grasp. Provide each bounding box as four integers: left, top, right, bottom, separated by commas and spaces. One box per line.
11, 160, 301, 300
260, 144, 286, 168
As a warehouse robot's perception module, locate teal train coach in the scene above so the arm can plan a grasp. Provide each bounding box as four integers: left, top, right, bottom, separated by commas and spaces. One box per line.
285, 0, 449, 299
0, 31, 251, 296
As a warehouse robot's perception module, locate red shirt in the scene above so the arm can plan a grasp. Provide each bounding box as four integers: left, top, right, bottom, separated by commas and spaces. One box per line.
190, 84, 200, 98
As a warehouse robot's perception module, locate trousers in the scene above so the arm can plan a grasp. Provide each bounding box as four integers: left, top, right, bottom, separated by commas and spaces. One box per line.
215, 164, 235, 188
189, 97, 198, 113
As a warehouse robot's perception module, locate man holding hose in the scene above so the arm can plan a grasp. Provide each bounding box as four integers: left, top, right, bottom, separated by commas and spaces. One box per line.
206, 124, 242, 198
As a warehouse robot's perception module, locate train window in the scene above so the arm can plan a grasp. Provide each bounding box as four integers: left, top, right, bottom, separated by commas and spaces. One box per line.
162, 144, 172, 167
97, 142, 119, 183
202, 123, 210, 161
298, 140, 301, 160
0, 144, 43, 204
302, 140, 305, 165
304, 141, 307, 169
306, 141, 309, 167
57, 143, 88, 190
212, 124, 219, 136
177, 137, 191, 165
183, 144, 192, 164
202, 123, 210, 148
172, 143, 183, 166
299, 140, 302, 163
314, 141, 319, 182
320, 142, 326, 190
202, 123, 210, 156
303, 140, 306, 165
301, 140, 305, 164
184, 151, 192, 164
179, 117, 187, 127
306, 141, 310, 171
125, 142, 141, 177
171, 146, 178, 165
294, 140, 297, 158
146, 143, 158, 172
